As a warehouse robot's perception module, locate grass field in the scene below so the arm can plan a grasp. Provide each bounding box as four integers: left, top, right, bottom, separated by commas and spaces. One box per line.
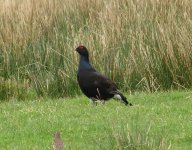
0, 90, 191, 149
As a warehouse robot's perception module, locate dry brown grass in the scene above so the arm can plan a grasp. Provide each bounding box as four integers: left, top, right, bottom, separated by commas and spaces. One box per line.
0, 0, 192, 98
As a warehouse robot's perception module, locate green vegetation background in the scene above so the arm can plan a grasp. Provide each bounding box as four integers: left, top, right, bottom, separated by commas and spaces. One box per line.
0, 0, 191, 100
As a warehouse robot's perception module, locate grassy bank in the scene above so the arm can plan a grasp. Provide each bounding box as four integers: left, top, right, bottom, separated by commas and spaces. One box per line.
0, 91, 191, 149
0, 0, 192, 98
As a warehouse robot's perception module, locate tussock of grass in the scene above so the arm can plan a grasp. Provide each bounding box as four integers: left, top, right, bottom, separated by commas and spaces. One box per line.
0, 0, 192, 98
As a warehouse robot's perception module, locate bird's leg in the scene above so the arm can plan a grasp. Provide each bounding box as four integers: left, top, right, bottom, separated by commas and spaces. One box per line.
89, 98, 97, 106
101, 100, 105, 105
95, 88, 106, 105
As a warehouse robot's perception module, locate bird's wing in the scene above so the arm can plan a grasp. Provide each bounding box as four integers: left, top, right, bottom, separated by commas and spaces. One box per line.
91, 72, 118, 92
78, 70, 118, 92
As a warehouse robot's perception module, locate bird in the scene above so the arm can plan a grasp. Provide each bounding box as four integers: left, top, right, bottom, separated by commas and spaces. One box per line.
75, 45, 132, 106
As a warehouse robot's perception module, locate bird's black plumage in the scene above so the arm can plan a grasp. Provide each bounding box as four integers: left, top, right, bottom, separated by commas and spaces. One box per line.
75, 45, 132, 106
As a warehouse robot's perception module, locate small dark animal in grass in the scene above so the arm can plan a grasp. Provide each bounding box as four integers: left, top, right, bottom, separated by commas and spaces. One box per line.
53, 132, 64, 150
75, 45, 132, 106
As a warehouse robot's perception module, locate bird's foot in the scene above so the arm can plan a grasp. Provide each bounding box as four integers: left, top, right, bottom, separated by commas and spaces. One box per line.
101, 100, 105, 105
89, 98, 97, 106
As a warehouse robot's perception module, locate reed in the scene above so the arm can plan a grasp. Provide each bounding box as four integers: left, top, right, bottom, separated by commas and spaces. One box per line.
0, 0, 191, 98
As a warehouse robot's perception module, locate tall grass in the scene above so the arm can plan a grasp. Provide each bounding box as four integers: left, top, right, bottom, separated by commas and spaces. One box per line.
0, 0, 192, 99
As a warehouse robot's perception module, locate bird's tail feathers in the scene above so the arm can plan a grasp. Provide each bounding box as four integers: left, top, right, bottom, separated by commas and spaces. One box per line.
113, 91, 132, 106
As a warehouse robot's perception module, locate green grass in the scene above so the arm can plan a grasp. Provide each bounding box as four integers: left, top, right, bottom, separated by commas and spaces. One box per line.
0, 90, 191, 149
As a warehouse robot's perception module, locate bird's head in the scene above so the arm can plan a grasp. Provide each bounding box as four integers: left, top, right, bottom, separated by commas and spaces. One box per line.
75, 45, 89, 57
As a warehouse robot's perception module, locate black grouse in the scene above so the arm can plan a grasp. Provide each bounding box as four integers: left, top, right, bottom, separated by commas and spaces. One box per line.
75, 45, 132, 106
